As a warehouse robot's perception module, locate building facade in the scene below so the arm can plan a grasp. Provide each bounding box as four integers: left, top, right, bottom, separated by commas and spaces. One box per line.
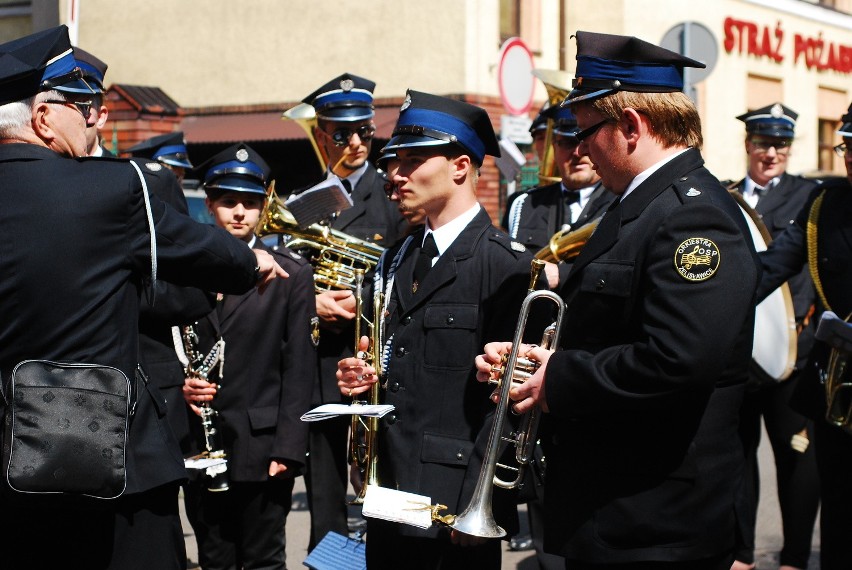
1, 0, 850, 222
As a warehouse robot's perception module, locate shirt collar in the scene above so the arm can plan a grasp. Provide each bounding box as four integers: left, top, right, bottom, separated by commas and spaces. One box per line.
328, 162, 369, 191
424, 202, 481, 256
622, 147, 690, 201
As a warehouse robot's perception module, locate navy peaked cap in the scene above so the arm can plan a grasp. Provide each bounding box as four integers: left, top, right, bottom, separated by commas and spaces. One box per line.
199, 143, 270, 196
303, 73, 375, 122
737, 103, 797, 138
0, 25, 93, 105
128, 132, 193, 169
564, 30, 705, 106
382, 90, 500, 165
73, 47, 108, 93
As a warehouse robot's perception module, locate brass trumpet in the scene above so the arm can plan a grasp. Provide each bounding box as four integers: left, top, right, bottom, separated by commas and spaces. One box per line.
349, 268, 385, 504
815, 311, 852, 434
532, 69, 573, 186
444, 259, 565, 538
535, 218, 600, 263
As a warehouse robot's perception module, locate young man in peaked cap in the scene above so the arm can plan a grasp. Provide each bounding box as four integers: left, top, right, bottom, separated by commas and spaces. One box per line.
128, 131, 194, 185
72, 46, 113, 157
0, 25, 286, 570
293, 72, 408, 551
756, 103, 852, 570
477, 31, 760, 569
182, 143, 316, 570
729, 103, 819, 570
336, 90, 536, 570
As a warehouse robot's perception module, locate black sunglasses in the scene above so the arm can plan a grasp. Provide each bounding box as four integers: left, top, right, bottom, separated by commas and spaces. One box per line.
574, 119, 612, 142
329, 124, 376, 147
43, 99, 94, 119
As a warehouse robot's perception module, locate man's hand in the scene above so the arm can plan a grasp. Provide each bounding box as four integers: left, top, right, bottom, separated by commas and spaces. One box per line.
253, 249, 289, 293
508, 346, 552, 414
269, 460, 292, 478
544, 261, 560, 290
316, 289, 357, 326
337, 336, 377, 398
182, 375, 217, 416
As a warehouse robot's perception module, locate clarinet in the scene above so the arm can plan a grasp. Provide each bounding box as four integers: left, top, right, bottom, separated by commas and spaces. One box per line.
180, 323, 230, 492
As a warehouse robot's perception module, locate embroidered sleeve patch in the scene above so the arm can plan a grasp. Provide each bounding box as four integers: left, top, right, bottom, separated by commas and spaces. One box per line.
674, 237, 720, 281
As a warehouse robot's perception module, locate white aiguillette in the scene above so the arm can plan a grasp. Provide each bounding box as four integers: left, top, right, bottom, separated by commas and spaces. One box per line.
300, 403, 395, 422
361, 485, 434, 529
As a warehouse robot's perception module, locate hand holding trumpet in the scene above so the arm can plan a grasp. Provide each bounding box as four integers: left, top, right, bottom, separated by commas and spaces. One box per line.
475, 341, 553, 414
337, 335, 377, 398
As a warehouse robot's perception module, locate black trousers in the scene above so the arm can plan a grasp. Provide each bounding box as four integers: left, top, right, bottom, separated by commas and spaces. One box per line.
0, 481, 186, 570
365, 520, 502, 570
815, 418, 852, 570
733, 374, 820, 568
185, 478, 295, 570
305, 414, 351, 549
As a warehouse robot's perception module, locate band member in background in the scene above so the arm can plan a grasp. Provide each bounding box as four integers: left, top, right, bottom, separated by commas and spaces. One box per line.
182, 143, 316, 570
503, 104, 614, 291
729, 103, 819, 570
337, 90, 537, 569
127, 131, 195, 185
292, 73, 408, 550
477, 31, 759, 569
72, 46, 113, 157
755, 102, 852, 570
0, 26, 285, 570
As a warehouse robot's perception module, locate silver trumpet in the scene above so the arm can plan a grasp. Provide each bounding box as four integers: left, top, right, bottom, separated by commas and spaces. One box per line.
446, 259, 565, 538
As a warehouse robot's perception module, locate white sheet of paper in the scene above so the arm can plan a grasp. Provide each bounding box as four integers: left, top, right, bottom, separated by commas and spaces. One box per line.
361, 485, 434, 529
185, 456, 227, 470
300, 403, 395, 422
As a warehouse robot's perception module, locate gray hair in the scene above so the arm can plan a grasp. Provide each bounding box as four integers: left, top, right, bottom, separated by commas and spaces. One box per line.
0, 90, 66, 140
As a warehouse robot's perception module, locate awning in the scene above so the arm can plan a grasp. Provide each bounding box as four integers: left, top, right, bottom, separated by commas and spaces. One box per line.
181, 107, 400, 144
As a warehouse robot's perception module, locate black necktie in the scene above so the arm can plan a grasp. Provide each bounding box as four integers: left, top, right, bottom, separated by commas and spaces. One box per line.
412, 233, 438, 293
563, 190, 580, 224
341, 178, 352, 194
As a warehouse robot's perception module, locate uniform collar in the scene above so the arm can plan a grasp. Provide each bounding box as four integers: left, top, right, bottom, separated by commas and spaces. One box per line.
424, 202, 481, 256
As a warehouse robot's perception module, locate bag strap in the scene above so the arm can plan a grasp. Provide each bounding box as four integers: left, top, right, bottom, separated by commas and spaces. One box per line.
129, 160, 158, 305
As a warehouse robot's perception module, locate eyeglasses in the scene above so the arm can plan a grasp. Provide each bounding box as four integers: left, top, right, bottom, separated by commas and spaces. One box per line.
43, 99, 94, 120
553, 137, 580, 150
834, 143, 851, 157
327, 124, 376, 147
574, 119, 611, 142
749, 138, 792, 154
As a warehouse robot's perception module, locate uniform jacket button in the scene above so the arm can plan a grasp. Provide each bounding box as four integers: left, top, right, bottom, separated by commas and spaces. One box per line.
385, 413, 398, 425
596, 279, 605, 290
395, 346, 406, 357
388, 381, 400, 392
402, 316, 412, 325
456, 450, 464, 461
446, 314, 454, 325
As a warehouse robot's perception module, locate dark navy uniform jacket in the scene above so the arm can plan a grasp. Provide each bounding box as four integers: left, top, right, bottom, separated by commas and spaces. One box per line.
542, 149, 759, 563
375, 208, 533, 539
0, 143, 258, 495
191, 241, 317, 481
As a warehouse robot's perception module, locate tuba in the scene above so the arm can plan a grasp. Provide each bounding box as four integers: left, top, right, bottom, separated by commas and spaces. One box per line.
436, 260, 565, 537
532, 69, 572, 186
257, 184, 385, 292
348, 268, 385, 504
282, 102, 327, 173
177, 323, 229, 492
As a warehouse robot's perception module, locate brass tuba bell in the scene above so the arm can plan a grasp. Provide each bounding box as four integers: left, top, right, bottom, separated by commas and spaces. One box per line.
532, 69, 573, 187
534, 218, 600, 263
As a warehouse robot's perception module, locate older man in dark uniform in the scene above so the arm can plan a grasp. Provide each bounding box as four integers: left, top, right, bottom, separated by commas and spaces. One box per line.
756, 102, 852, 570
478, 31, 759, 569
729, 103, 819, 570
290, 73, 408, 549
0, 26, 286, 570
337, 90, 535, 569
504, 104, 614, 290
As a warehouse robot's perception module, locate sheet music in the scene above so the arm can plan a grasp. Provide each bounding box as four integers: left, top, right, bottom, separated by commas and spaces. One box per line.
361, 485, 434, 529
300, 403, 395, 422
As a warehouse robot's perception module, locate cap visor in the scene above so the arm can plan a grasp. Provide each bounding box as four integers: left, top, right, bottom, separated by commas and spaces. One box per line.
381, 134, 454, 154
204, 176, 266, 195
562, 87, 615, 107
316, 107, 375, 122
